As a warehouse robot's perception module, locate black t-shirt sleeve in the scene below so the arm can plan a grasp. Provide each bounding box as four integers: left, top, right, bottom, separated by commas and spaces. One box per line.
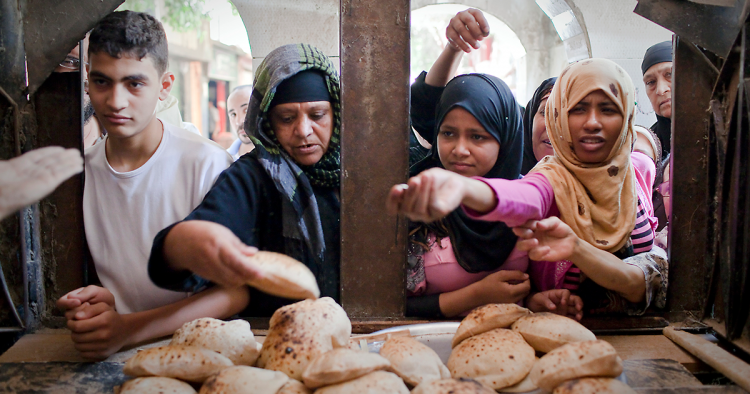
148, 158, 265, 291
411, 70, 445, 143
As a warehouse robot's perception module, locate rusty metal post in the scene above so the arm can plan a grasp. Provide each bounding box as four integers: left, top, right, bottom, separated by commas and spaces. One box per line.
666, 37, 718, 317
32, 71, 86, 324
339, 0, 410, 321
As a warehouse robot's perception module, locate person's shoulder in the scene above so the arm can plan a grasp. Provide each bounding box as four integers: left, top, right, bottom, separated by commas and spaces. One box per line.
84, 137, 107, 168
165, 123, 232, 162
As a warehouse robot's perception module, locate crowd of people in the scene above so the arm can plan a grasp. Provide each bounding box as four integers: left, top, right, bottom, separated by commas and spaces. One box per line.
1, 7, 674, 359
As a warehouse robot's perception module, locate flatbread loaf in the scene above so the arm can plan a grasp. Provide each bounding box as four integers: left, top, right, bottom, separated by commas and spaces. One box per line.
411, 378, 496, 394
452, 304, 531, 348
258, 297, 351, 380
245, 251, 320, 300
447, 328, 535, 390
123, 345, 234, 383
379, 336, 450, 387
119, 377, 197, 394
278, 379, 313, 394
198, 366, 289, 394
498, 362, 538, 393
530, 340, 623, 392
313, 371, 410, 394
511, 312, 595, 353
552, 378, 636, 394
302, 348, 390, 389
171, 318, 261, 366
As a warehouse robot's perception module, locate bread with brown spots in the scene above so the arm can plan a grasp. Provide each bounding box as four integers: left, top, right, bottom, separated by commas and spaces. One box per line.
552, 377, 636, 394
119, 377, 197, 394
198, 365, 289, 394
313, 371, 409, 394
378, 336, 450, 387
498, 358, 538, 393
245, 251, 320, 300
302, 348, 390, 389
257, 297, 351, 380
123, 345, 234, 383
511, 312, 595, 353
452, 304, 532, 348
530, 340, 623, 392
410, 378, 496, 394
171, 318, 261, 366
278, 379, 314, 394
446, 328, 535, 390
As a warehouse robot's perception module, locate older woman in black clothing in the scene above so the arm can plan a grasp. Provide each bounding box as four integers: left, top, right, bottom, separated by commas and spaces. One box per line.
147, 44, 341, 316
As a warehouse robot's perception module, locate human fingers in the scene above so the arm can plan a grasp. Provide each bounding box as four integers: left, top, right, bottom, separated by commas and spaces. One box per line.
512, 226, 535, 239
456, 10, 486, 48
401, 177, 427, 221
64, 303, 89, 321
67, 285, 105, 304
447, 16, 473, 53
56, 288, 85, 310
412, 174, 434, 220
13, 147, 66, 167
217, 246, 264, 287
73, 302, 111, 322
507, 279, 531, 300
238, 243, 259, 257
467, 8, 490, 37
386, 184, 408, 215
492, 270, 529, 283
515, 237, 539, 252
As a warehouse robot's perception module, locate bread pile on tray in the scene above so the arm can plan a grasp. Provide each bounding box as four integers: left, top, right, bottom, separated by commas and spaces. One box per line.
116, 252, 633, 393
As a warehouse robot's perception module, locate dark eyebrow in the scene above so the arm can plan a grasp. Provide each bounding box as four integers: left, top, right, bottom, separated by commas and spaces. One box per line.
240, 103, 248, 109
122, 74, 149, 82
89, 71, 112, 81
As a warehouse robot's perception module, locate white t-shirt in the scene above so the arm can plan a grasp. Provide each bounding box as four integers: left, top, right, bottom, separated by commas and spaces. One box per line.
83, 121, 232, 314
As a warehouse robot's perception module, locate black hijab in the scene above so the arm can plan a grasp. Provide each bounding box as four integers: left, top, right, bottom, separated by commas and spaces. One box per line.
411, 74, 524, 273
521, 77, 557, 174
642, 41, 673, 158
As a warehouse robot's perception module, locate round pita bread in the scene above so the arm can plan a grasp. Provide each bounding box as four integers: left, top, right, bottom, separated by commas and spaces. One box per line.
119, 377, 197, 394
302, 348, 390, 389
411, 378, 496, 394
379, 336, 450, 387
245, 251, 320, 300
511, 312, 595, 353
447, 328, 535, 390
452, 304, 531, 348
198, 366, 289, 394
258, 297, 351, 380
530, 340, 623, 392
278, 379, 313, 394
313, 371, 409, 394
552, 378, 636, 394
123, 345, 234, 383
171, 318, 261, 366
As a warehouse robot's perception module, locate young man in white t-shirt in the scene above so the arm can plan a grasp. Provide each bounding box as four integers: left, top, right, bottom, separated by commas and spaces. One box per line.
56, 11, 248, 359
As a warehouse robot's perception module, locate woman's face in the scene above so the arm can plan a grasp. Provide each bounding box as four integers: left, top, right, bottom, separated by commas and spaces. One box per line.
532, 93, 554, 161
567, 90, 624, 164
269, 100, 333, 166
437, 107, 500, 178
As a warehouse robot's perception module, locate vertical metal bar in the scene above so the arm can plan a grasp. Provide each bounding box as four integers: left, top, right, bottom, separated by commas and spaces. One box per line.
667, 37, 718, 317
339, 0, 410, 320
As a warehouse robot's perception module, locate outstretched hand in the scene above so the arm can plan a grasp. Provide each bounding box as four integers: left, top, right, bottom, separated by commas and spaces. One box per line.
164, 220, 263, 288
0, 147, 83, 220
446, 8, 490, 53
513, 217, 579, 262
386, 168, 468, 223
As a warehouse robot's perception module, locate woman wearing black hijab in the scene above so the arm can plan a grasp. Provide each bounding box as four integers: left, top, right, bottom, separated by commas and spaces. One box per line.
406, 74, 530, 318
521, 77, 557, 174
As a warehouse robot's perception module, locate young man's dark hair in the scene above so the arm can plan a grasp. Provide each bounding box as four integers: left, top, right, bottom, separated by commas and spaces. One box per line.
88, 10, 169, 75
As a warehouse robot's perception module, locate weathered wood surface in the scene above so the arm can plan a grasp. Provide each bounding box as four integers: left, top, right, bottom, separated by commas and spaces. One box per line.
0, 362, 128, 393
624, 359, 702, 388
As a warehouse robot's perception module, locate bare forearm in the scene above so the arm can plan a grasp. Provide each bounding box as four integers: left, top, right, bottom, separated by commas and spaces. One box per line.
425, 46, 463, 87
438, 283, 484, 317
461, 177, 498, 214
571, 241, 645, 303
123, 286, 251, 346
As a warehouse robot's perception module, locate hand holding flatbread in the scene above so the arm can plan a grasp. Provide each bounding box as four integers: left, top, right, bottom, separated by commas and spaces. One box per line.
244, 251, 320, 300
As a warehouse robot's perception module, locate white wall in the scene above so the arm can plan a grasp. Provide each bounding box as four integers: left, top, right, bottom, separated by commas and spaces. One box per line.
569, 0, 673, 126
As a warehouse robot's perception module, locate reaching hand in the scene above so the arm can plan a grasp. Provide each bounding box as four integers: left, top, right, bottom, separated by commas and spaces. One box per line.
57, 285, 116, 311
164, 220, 263, 288
513, 217, 579, 262
66, 302, 130, 360
474, 270, 531, 305
0, 147, 83, 220
527, 289, 584, 321
446, 8, 490, 53
386, 168, 469, 223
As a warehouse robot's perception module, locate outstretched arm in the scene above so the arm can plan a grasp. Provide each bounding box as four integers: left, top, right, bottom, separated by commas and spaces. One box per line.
425, 8, 490, 87
513, 217, 646, 303
64, 285, 250, 360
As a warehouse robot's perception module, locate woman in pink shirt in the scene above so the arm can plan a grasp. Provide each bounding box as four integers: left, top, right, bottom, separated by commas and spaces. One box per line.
392, 59, 667, 317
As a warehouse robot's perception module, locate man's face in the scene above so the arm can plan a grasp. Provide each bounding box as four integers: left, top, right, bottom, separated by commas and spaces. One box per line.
87, 52, 172, 139
55, 44, 82, 73
643, 62, 672, 118
227, 88, 252, 143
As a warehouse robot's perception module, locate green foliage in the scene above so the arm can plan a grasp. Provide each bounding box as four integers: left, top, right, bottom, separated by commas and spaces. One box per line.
162, 0, 209, 33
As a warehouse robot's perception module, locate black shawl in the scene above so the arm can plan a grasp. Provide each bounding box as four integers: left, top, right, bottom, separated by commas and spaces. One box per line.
410, 74, 524, 273
521, 77, 557, 175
